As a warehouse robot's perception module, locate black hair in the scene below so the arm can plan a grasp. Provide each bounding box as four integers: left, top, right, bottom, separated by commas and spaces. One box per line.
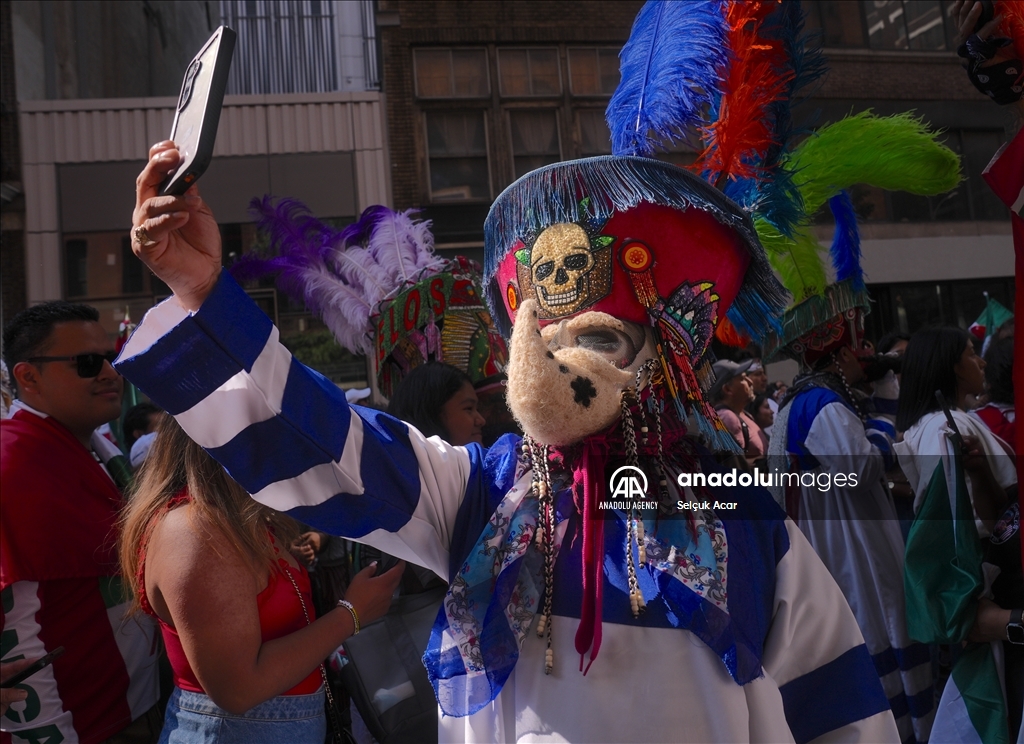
387, 362, 473, 440
746, 393, 772, 427
123, 401, 164, 451
983, 336, 1013, 405
3, 301, 101, 373
876, 331, 910, 355
896, 326, 972, 432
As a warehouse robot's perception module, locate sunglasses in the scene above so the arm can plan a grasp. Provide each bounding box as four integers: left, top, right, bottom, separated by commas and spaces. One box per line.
27, 351, 119, 378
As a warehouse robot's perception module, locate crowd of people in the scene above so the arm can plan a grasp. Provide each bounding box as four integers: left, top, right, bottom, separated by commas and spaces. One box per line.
2, 0, 1023, 742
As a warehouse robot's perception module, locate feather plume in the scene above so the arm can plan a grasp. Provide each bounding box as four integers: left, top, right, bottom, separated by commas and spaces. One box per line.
232, 198, 445, 355
750, 0, 827, 236
828, 191, 863, 291
995, 0, 1024, 60
789, 112, 962, 216
693, 0, 794, 187
754, 217, 827, 303
366, 208, 445, 286
607, 0, 729, 157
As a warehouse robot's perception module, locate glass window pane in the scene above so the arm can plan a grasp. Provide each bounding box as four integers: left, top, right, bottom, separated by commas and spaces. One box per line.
451, 50, 489, 97
568, 48, 620, 95
65, 239, 88, 298
122, 236, 145, 294
509, 110, 560, 178
499, 48, 561, 96
426, 112, 490, 200
598, 48, 620, 94
528, 49, 561, 95
569, 48, 600, 95
864, 0, 909, 50
499, 49, 531, 96
819, 1, 867, 46
415, 49, 453, 98
578, 109, 611, 155
905, 0, 947, 50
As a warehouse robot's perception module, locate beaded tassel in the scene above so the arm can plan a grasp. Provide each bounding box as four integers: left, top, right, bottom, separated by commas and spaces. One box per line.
526, 436, 556, 674
619, 386, 646, 619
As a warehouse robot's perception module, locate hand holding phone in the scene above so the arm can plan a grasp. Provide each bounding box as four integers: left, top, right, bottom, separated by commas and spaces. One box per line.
0, 647, 65, 689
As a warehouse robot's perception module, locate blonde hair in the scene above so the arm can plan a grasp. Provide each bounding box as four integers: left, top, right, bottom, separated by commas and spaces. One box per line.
119, 415, 301, 615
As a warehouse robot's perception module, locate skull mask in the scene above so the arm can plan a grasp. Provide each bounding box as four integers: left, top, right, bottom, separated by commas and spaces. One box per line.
530, 224, 597, 316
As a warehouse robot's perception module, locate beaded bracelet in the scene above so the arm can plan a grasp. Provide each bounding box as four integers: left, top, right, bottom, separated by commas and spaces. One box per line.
337, 599, 360, 635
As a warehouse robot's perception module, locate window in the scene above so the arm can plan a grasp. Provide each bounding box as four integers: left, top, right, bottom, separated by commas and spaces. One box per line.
568, 48, 620, 96
414, 48, 490, 98
804, 0, 956, 51
425, 111, 492, 200
121, 237, 144, 294
65, 240, 88, 298
865, 277, 1014, 339
578, 109, 611, 156
509, 110, 561, 178
498, 49, 561, 96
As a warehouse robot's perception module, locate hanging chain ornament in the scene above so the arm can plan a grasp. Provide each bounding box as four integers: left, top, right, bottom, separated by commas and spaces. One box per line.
525, 435, 556, 674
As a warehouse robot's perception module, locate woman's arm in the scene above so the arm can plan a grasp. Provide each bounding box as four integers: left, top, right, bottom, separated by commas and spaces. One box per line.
147, 506, 403, 714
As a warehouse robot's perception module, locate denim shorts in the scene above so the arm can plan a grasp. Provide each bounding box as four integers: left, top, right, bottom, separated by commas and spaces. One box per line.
159, 685, 326, 743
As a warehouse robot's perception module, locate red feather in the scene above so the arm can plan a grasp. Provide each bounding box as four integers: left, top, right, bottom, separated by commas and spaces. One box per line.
715, 316, 750, 347
996, 0, 1024, 63
692, 0, 794, 187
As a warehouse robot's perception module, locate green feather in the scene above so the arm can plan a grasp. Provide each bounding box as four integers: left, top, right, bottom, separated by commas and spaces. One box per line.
790, 111, 962, 215
762, 112, 961, 306
755, 218, 827, 304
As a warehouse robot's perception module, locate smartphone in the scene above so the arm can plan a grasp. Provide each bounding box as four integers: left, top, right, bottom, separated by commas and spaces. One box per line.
1, 647, 65, 688
160, 25, 237, 196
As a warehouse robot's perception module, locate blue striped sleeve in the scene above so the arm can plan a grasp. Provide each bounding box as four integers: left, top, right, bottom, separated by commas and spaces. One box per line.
779, 645, 891, 744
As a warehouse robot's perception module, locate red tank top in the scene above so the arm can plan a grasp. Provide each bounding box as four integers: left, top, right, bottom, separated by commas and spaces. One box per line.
139, 492, 321, 695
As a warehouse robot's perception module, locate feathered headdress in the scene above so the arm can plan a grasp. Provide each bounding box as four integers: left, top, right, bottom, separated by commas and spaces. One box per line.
232, 199, 444, 356
233, 200, 507, 396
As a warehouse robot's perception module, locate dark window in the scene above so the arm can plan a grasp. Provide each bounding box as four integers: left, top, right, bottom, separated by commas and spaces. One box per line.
65, 239, 88, 298
568, 48, 620, 96
866, 277, 1015, 339
805, 0, 953, 50
425, 111, 491, 201
121, 237, 145, 294
414, 49, 490, 98
508, 110, 561, 178
578, 109, 612, 156
498, 49, 562, 97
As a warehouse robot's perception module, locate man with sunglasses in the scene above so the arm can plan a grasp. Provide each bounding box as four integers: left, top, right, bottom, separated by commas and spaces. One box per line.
1, 302, 161, 744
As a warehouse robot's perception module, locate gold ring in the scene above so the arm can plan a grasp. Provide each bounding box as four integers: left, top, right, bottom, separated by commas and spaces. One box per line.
133, 225, 157, 247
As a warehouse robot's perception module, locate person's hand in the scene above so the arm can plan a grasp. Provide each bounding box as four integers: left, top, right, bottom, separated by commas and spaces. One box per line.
1, 658, 36, 715
967, 597, 1012, 642
289, 537, 315, 567
300, 531, 323, 554
343, 560, 405, 627
132, 141, 223, 311
951, 0, 1003, 47
960, 434, 988, 471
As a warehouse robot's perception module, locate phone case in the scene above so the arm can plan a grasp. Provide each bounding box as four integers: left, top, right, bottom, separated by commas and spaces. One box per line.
160, 26, 237, 196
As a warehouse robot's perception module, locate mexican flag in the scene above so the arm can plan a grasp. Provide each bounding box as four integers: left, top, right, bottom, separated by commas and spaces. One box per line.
904, 439, 1009, 744
969, 296, 1013, 345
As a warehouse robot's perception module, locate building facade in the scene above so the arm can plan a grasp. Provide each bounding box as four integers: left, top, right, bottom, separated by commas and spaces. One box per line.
4, 0, 387, 383
376, 0, 1015, 382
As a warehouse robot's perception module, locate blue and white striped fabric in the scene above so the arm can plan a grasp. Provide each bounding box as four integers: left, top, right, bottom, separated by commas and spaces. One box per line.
117, 273, 899, 742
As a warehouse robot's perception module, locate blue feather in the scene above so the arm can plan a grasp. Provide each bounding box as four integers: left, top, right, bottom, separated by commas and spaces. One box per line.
606, 0, 728, 157
829, 191, 864, 291
750, 1, 828, 237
